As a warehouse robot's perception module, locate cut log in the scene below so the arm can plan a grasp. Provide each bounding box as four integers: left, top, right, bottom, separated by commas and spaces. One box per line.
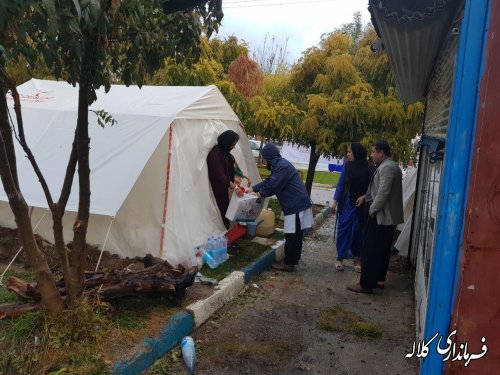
7, 276, 42, 301
4, 255, 197, 313
97, 262, 197, 301
85, 263, 179, 288
0, 302, 42, 319
135, 254, 175, 269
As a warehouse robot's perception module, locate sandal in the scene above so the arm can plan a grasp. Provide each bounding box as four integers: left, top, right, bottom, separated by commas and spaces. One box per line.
335, 261, 345, 271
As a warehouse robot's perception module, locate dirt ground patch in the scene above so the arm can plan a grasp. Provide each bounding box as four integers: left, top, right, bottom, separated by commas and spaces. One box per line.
147, 214, 419, 375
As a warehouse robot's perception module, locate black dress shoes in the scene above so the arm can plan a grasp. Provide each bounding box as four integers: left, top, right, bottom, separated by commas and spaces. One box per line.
346, 283, 373, 294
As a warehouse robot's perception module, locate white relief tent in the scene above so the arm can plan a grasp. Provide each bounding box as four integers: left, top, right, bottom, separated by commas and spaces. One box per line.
0, 79, 260, 267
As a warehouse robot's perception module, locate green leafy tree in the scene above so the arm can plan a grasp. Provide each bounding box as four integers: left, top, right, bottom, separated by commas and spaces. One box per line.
0, 0, 222, 311
290, 26, 422, 195
209, 35, 249, 73
290, 33, 377, 194
336, 11, 365, 51
354, 28, 394, 95
354, 29, 423, 161
148, 35, 252, 127
262, 73, 295, 102
245, 72, 303, 160
248, 95, 303, 142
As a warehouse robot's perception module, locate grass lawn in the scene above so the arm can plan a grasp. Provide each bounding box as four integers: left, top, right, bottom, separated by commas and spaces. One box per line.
199, 239, 270, 281
258, 167, 340, 186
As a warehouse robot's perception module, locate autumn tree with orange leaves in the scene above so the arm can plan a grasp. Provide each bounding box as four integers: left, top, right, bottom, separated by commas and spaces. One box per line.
227, 54, 264, 99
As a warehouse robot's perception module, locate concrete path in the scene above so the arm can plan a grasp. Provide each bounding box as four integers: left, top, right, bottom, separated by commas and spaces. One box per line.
173, 214, 418, 374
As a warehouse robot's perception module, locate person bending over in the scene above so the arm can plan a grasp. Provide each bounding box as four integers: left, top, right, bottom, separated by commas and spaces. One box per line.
248, 143, 312, 272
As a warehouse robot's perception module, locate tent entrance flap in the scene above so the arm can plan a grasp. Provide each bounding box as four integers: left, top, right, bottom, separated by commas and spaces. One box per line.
161, 118, 261, 267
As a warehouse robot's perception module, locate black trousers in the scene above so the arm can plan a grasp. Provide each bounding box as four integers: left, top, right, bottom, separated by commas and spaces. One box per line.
360, 216, 396, 289
284, 213, 304, 266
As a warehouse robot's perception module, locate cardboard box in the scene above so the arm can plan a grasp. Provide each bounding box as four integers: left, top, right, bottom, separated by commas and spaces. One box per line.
225, 192, 263, 222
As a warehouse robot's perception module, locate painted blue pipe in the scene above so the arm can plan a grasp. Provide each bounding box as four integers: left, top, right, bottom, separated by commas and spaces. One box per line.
420, 0, 490, 374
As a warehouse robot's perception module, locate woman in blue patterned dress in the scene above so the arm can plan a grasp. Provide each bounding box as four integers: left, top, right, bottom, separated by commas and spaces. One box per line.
331, 143, 374, 272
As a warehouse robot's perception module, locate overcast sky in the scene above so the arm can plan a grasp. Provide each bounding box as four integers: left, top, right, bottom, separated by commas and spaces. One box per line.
215, 0, 372, 64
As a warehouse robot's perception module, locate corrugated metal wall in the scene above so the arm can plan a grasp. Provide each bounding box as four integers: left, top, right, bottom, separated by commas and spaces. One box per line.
424, 27, 460, 138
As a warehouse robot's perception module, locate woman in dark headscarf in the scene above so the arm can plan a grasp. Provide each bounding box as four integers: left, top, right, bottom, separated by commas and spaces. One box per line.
331, 143, 375, 272
207, 130, 242, 229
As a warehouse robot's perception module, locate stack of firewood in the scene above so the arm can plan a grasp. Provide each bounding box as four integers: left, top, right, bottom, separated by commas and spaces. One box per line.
0, 255, 197, 319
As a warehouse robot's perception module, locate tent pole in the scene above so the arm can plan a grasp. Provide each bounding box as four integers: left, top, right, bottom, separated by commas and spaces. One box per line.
159, 125, 174, 258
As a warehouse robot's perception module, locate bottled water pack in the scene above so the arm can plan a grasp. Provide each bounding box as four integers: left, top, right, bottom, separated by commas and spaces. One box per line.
205, 235, 228, 267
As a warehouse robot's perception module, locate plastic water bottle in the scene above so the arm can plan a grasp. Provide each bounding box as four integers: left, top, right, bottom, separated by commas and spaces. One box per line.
205, 237, 211, 251
222, 235, 229, 261
216, 235, 228, 264
206, 236, 214, 256
217, 235, 228, 262
207, 236, 220, 264
181, 336, 196, 374
214, 235, 223, 263
194, 246, 204, 269
202, 248, 217, 269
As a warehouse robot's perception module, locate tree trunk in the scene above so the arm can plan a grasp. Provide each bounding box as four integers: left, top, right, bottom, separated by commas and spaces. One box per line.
13, 81, 75, 304
68, 84, 91, 300
47, 129, 78, 305
0, 184, 63, 313
7, 77, 76, 308
0, 91, 19, 189
258, 137, 265, 163
0, 91, 64, 313
14, 205, 64, 309
52, 211, 74, 302
305, 141, 320, 197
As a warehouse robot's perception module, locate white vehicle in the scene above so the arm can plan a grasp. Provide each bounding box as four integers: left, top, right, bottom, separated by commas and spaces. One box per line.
248, 139, 261, 158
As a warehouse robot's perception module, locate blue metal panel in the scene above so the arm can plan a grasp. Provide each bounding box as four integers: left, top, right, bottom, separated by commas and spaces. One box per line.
420, 0, 490, 374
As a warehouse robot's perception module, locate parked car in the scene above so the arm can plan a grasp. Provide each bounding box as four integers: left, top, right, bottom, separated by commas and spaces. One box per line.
248, 139, 261, 158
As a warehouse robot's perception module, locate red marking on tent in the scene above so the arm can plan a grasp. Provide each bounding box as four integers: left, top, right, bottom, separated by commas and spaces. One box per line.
159, 125, 173, 257
8, 90, 55, 102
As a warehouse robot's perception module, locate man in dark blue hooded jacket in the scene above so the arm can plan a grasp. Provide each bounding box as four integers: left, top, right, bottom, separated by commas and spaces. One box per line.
248, 143, 313, 272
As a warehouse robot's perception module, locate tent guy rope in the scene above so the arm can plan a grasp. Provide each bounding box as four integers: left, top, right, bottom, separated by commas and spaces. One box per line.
0, 208, 47, 287
94, 217, 115, 272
